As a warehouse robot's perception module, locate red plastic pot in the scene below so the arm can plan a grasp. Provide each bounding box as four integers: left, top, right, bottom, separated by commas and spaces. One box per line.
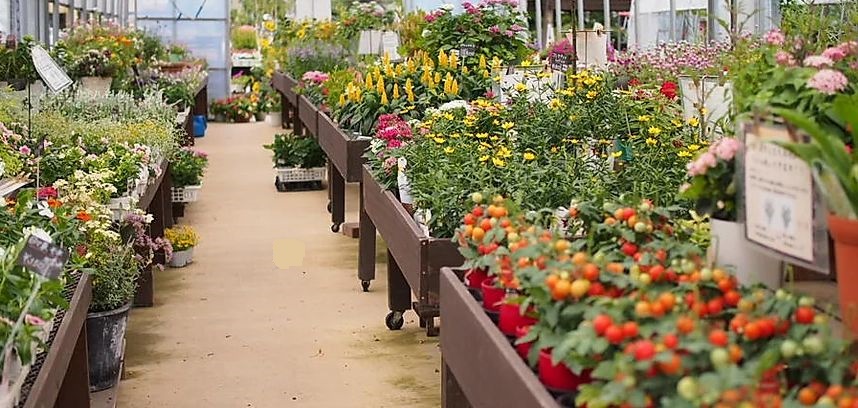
465, 268, 489, 289
498, 301, 538, 336
481, 278, 505, 312
538, 349, 591, 392
515, 325, 533, 360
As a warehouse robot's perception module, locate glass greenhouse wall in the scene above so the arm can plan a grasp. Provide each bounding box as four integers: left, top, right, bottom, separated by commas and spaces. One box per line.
135, 0, 231, 100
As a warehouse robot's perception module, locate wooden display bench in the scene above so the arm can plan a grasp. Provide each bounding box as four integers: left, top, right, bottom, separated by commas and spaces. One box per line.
271, 72, 300, 134
439, 268, 561, 408
16, 272, 94, 408
360, 167, 462, 336
297, 95, 318, 138
317, 113, 369, 235
133, 160, 173, 308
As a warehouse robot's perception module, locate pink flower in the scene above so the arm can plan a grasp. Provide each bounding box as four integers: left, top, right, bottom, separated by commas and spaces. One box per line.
37, 186, 58, 199
488, 25, 501, 34
19, 145, 30, 155
822, 46, 848, 61
714, 138, 741, 161
425, 13, 438, 23
504, 30, 514, 37
803, 55, 834, 68
763, 29, 785, 46
775, 51, 796, 66
25, 314, 46, 326
382, 156, 397, 173
699, 152, 717, 169
807, 69, 849, 95
510, 24, 525, 32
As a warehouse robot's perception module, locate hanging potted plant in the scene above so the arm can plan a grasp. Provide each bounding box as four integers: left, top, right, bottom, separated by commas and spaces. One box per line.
71, 48, 117, 94
165, 225, 199, 268
774, 93, 858, 335
681, 137, 782, 287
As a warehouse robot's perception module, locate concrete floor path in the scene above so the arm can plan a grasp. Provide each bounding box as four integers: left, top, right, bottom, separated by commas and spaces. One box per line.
118, 122, 440, 408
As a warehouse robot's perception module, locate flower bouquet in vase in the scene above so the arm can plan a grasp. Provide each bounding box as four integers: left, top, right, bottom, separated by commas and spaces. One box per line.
682, 137, 782, 287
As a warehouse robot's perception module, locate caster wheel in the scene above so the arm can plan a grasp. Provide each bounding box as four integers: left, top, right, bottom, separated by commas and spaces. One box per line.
361, 280, 371, 292
385, 311, 404, 330
327, 201, 332, 213
331, 223, 341, 233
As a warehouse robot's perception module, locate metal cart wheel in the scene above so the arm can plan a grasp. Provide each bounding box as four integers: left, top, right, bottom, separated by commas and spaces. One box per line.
385, 311, 404, 330
361, 280, 371, 292
331, 223, 341, 233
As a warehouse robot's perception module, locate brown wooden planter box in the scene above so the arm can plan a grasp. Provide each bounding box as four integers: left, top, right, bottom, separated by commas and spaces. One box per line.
362, 166, 463, 335
317, 113, 368, 183
272, 72, 298, 105
440, 267, 560, 408
134, 160, 173, 308
19, 272, 93, 408
297, 95, 318, 137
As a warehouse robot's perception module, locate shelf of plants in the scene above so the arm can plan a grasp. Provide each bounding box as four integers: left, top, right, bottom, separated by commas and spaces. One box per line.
298, 94, 319, 138
0, 20, 209, 405
317, 112, 370, 233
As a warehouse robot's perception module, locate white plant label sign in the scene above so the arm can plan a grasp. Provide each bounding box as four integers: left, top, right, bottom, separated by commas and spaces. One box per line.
30, 45, 71, 93
743, 124, 815, 263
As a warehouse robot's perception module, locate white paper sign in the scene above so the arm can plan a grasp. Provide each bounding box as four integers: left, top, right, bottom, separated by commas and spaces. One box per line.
30, 45, 72, 93
743, 124, 815, 263
381, 31, 402, 61
575, 30, 608, 69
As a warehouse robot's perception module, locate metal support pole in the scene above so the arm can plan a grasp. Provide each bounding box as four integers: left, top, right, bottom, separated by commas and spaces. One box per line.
669, 0, 677, 41
51, 0, 59, 45
69, 0, 76, 26
633, 0, 640, 47
536, 0, 543, 50
554, 0, 562, 42
41, 0, 49, 44
577, 0, 584, 28
603, 0, 610, 45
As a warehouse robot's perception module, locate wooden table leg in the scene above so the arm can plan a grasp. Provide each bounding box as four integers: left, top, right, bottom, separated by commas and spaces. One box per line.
357, 181, 376, 291
56, 321, 91, 408
442, 358, 471, 408
386, 250, 411, 330
330, 163, 345, 233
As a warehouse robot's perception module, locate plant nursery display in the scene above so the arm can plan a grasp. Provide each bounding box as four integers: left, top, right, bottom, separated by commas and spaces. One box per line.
165, 225, 199, 268
337, 1, 399, 41
264, 133, 326, 191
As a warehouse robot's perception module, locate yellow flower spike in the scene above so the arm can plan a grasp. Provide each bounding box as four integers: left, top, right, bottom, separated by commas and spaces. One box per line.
406, 58, 417, 73
393, 84, 401, 99
377, 77, 385, 95
381, 89, 389, 105
386, 64, 395, 78
407, 89, 415, 102
523, 152, 536, 161
421, 69, 432, 85
451, 79, 459, 95
396, 64, 404, 76
479, 55, 487, 70
438, 49, 449, 68
338, 93, 346, 106
491, 56, 502, 69
383, 52, 391, 66
365, 74, 374, 90
462, 65, 470, 75
434, 72, 442, 85
449, 52, 458, 69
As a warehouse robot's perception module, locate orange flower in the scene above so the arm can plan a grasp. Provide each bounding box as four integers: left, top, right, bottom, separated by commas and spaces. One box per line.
47, 198, 62, 208
76, 211, 92, 222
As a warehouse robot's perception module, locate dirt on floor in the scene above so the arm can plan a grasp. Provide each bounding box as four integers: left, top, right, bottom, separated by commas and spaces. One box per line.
118, 122, 440, 408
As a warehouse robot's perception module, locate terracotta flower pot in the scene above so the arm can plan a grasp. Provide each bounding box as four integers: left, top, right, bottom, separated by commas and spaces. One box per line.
498, 301, 538, 336
515, 325, 533, 360
828, 214, 858, 336
538, 349, 591, 392
481, 278, 505, 312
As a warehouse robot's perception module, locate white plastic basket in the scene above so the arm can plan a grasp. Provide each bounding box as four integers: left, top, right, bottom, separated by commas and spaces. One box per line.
276, 167, 326, 183
171, 185, 201, 203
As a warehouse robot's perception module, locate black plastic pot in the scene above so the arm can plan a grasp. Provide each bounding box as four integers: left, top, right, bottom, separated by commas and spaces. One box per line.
86, 302, 131, 391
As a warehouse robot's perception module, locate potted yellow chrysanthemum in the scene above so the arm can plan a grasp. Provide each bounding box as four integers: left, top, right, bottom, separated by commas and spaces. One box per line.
165, 225, 200, 268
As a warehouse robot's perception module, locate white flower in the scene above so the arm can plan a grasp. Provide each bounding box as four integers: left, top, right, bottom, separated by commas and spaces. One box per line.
439, 100, 469, 112
144, 213, 154, 223
37, 201, 54, 219
23, 226, 53, 243
440, 3, 454, 11
421, 29, 431, 38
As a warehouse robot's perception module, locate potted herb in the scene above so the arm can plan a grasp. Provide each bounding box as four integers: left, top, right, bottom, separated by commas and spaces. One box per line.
681, 138, 782, 287
170, 147, 208, 203
264, 133, 326, 190
165, 225, 199, 268
774, 93, 858, 334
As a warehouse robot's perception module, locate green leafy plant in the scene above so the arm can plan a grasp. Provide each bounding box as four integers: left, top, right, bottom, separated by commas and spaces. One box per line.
264, 133, 326, 169
231, 25, 259, 51
87, 240, 139, 313
171, 147, 208, 188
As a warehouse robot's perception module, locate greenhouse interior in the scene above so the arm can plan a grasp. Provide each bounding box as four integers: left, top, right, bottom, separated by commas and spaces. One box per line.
0, 0, 857, 407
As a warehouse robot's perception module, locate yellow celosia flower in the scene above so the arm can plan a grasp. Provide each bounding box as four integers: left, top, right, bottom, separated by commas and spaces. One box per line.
376, 76, 386, 94
407, 58, 417, 73
338, 93, 346, 106
523, 152, 536, 161
462, 65, 469, 75
450, 79, 459, 95
365, 74, 373, 90
648, 127, 662, 136
449, 52, 459, 69
438, 50, 449, 68
393, 84, 401, 99
479, 55, 487, 70
434, 72, 442, 85
381, 89, 389, 105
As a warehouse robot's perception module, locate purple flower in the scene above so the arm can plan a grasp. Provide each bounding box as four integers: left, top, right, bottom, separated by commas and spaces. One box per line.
807, 69, 848, 95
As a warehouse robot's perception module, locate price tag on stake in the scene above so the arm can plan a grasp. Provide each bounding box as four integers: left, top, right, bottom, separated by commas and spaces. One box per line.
17, 235, 68, 280
459, 44, 477, 58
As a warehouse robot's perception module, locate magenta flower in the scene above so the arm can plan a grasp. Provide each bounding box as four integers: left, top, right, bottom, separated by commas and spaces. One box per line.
488, 25, 501, 34
19, 145, 31, 155
25, 314, 46, 326
807, 69, 849, 95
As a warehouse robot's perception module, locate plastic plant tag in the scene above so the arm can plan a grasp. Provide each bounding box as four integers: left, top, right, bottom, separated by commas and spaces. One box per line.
397, 157, 413, 204
17, 235, 68, 280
